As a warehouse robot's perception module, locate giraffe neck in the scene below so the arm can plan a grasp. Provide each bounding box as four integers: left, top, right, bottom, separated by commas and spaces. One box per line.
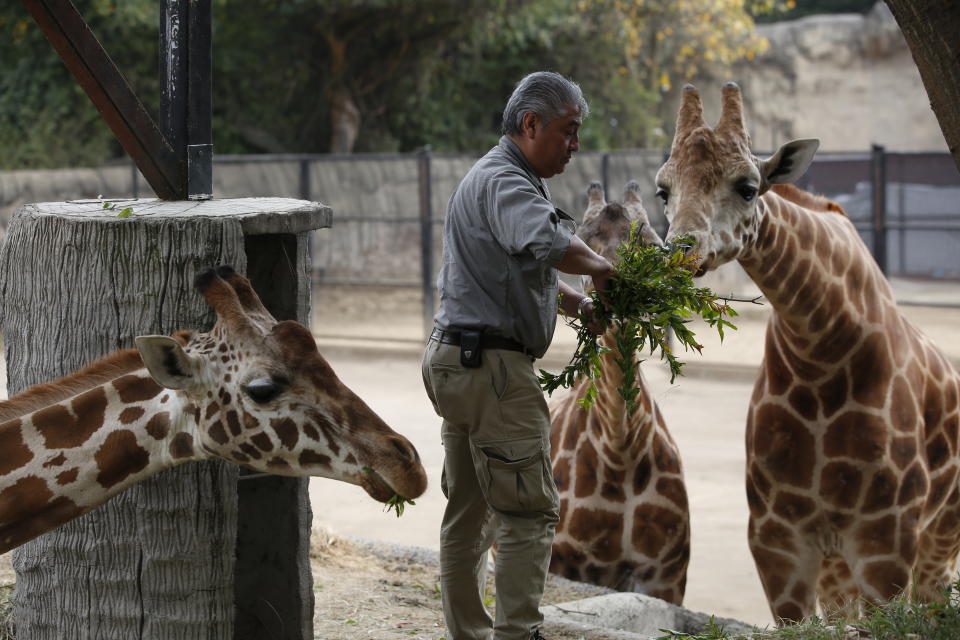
0, 369, 200, 553
588, 331, 657, 456
738, 191, 899, 378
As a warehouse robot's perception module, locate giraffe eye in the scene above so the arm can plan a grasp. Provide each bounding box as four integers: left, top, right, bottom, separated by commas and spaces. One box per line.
655, 187, 669, 204
737, 183, 758, 202
244, 378, 282, 404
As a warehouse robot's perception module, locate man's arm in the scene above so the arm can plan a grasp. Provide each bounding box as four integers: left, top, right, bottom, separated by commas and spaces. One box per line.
556, 234, 615, 294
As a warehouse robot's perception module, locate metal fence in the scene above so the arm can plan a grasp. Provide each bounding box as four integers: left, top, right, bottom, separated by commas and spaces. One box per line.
37, 146, 960, 328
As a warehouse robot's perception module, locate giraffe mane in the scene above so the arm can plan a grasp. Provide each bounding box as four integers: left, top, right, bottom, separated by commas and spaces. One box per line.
769, 184, 846, 216
0, 331, 194, 423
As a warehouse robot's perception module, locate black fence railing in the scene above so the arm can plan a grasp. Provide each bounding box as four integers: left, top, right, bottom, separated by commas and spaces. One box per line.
124, 147, 960, 334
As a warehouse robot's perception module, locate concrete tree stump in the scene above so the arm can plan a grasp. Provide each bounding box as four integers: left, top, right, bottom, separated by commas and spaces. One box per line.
0, 197, 331, 640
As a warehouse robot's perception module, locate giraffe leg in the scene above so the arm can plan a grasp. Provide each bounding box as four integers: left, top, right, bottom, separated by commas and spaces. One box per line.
817, 555, 861, 620
913, 486, 960, 601
846, 508, 920, 605
748, 516, 820, 624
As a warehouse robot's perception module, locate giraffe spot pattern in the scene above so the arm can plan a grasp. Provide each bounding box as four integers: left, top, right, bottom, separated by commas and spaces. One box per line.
574, 440, 599, 498
33, 388, 108, 449
862, 561, 909, 600
0, 421, 33, 475
299, 450, 332, 468
567, 507, 623, 563
114, 375, 163, 403
56, 468, 79, 485
119, 407, 144, 424
631, 504, 684, 558
238, 443, 262, 460
820, 461, 863, 509
95, 430, 150, 489
897, 464, 928, 506
757, 519, 797, 553
0, 477, 82, 552
751, 403, 815, 488
208, 420, 229, 445
823, 411, 887, 462
772, 491, 816, 521
250, 432, 274, 452
271, 418, 299, 450
225, 411, 243, 437
170, 433, 194, 459
849, 333, 893, 409
146, 412, 170, 440
42, 453, 67, 469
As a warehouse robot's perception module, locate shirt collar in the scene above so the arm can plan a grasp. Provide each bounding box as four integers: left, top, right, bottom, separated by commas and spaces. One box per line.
499, 135, 547, 194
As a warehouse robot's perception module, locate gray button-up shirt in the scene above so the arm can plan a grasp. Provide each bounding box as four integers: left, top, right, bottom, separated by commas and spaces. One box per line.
434, 136, 576, 358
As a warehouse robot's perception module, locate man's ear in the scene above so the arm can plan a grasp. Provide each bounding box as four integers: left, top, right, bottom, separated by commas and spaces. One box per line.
520, 111, 539, 139
135, 335, 198, 390
760, 138, 819, 189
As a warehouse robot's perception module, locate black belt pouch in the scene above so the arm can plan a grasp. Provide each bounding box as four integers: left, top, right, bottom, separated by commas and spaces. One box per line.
459, 329, 482, 368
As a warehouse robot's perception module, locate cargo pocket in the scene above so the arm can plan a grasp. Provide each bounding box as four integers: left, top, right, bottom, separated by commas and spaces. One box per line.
473, 437, 555, 513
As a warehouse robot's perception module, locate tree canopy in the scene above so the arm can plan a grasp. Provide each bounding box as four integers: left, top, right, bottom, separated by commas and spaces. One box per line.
1, 0, 791, 169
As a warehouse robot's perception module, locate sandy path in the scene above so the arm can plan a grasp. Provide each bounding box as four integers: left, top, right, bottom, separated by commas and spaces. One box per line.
310, 348, 774, 628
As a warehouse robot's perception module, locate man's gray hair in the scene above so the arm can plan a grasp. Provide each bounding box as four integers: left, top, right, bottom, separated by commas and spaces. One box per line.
501, 71, 588, 136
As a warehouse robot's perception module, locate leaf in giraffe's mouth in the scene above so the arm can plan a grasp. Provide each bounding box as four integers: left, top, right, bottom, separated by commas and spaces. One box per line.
360, 467, 413, 515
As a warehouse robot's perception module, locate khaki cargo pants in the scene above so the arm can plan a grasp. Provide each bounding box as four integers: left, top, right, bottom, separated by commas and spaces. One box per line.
422, 339, 560, 640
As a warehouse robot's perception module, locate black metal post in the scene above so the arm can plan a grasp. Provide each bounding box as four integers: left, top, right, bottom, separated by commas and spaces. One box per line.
161, 0, 212, 199
418, 147, 435, 339
871, 144, 888, 274
299, 159, 312, 200
601, 152, 610, 197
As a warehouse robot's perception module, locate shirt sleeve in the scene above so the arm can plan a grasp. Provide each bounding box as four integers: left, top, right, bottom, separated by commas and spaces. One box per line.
484, 171, 574, 266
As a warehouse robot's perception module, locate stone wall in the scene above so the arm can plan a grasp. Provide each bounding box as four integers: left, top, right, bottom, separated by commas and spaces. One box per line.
676, 2, 947, 153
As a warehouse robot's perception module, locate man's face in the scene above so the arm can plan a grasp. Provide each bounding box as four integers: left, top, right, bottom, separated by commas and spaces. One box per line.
522, 105, 582, 178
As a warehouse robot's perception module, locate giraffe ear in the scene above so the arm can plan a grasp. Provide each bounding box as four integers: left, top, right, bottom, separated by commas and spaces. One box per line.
135, 335, 198, 390
760, 138, 819, 189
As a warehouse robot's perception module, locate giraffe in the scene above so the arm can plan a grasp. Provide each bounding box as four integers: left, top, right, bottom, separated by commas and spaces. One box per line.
657, 83, 960, 622
548, 181, 690, 605
0, 265, 427, 554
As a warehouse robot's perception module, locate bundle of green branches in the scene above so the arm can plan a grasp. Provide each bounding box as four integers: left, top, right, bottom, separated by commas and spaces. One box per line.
538, 232, 738, 414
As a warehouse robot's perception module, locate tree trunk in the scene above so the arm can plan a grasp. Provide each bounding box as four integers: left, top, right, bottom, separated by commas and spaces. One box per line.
0, 197, 330, 639
329, 88, 361, 153
883, 0, 960, 173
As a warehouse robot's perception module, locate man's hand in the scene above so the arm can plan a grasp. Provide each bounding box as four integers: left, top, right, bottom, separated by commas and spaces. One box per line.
559, 281, 607, 336
576, 297, 605, 336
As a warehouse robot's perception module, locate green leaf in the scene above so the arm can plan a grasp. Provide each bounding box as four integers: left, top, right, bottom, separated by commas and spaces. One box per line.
116, 207, 134, 218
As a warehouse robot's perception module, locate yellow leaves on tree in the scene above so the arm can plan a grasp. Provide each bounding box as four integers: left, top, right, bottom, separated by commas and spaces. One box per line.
579, 0, 789, 93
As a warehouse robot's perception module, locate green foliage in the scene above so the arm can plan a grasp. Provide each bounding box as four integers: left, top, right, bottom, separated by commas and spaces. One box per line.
538, 231, 737, 413
653, 580, 960, 639
0, 1, 158, 170
384, 494, 416, 518
0, 0, 776, 166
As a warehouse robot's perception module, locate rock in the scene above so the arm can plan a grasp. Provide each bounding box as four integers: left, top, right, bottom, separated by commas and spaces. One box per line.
542, 591, 755, 638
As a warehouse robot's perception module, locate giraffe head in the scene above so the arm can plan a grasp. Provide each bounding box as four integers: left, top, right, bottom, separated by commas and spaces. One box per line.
656, 83, 819, 274
577, 180, 662, 291
134, 266, 427, 503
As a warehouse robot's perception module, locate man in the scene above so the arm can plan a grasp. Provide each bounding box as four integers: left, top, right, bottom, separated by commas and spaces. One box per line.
421, 71, 615, 640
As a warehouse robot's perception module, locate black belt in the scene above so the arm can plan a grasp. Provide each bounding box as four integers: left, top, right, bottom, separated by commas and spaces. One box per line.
430, 328, 530, 355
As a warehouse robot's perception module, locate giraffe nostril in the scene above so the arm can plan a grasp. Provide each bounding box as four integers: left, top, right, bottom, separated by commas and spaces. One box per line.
391, 437, 419, 463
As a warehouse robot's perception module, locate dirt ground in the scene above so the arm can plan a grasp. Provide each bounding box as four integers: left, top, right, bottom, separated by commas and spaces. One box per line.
309, 529, 636, 640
